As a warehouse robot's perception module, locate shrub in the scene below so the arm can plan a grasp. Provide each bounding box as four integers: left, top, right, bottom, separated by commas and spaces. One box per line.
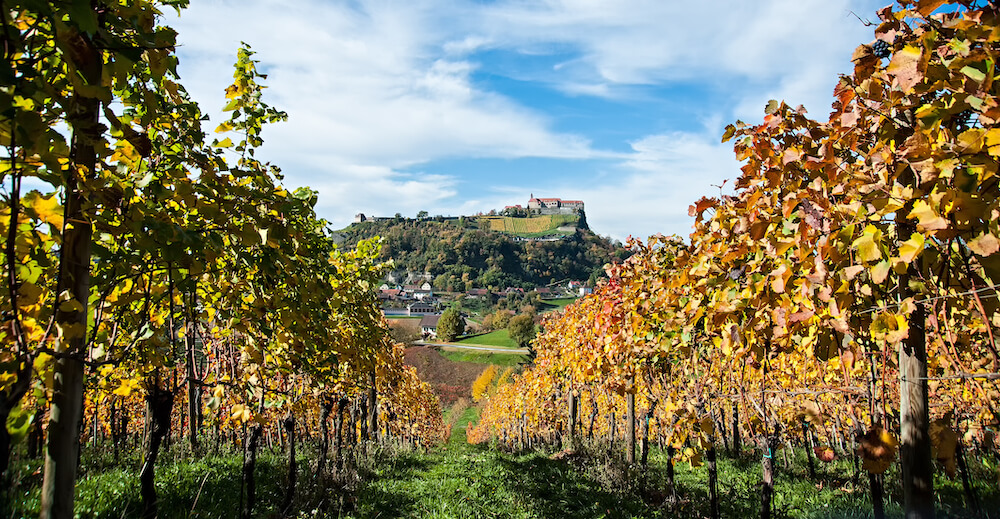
437, 307, 465, 342
507, 314, 536, 348
471, 365, 498, 402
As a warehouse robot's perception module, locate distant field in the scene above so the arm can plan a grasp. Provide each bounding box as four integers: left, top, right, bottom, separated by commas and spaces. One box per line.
478, 214, 577, 235
540, 297, 577, 311
456, 329, 519, 348
439, 350, 527, 366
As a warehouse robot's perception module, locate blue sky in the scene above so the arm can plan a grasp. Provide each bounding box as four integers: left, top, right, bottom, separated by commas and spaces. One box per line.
164, 0, 886, 241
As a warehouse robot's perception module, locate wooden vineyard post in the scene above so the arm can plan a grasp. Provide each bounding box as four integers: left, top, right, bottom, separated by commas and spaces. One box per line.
587, 396, 598, 440
955, 441, 981, 515
626, 391, 636, 465
608, 411, 616, 458
139, 382, 174, 519
335, 397, 347, 473
666, 444, 678, 505
318, 399, 332, 478
282, 413, 296, 515
241, 424, 264, 519
707, 428, 719, 519
732, 404, 741, 457
640, 400, 657, 467
568, 390, 577, 449
368, 370, 378, 443
760, 434, 777, 519
897, 215, 934, 519
802, 420, 816, 480
870, 472, 885, 519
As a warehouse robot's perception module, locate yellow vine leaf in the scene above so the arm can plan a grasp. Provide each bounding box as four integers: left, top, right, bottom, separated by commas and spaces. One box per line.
930, 418, 959, 477
898, 233, 926, 263
908, 200, 949, 231
852, 225, 883, 263
915, 0, 947, 16
112, 381, 133, 397
870, 260, 891, 284
24, 191, 64, 229
871, 312, 909, 343
985, 128, 1000, 156
230, 404, 251, 423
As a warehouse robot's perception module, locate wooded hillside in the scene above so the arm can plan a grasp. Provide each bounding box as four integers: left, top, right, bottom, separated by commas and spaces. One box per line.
337, 219, 627, 290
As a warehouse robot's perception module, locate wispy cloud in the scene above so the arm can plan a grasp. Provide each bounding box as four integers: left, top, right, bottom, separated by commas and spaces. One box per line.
164, 0, 885, 237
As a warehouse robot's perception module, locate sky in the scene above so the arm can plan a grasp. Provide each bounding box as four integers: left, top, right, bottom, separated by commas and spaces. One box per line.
163, 0, 888, 241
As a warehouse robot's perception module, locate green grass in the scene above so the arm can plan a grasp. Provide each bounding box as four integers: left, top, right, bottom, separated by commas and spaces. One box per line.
349, 406, 662, 519
8, 423, 998, 519
456, 329, 520, 348
539, 298, 577, 311
8, 447, 332, 518
440, 349, 528, 366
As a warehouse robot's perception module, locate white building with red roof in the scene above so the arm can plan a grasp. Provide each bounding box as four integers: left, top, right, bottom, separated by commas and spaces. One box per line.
526, 194, 585, 215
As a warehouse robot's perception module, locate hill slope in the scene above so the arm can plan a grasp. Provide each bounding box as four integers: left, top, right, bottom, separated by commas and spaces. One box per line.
335, 218, 625, 290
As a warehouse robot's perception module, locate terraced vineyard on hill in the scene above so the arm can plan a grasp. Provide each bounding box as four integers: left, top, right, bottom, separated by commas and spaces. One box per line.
477, 214, 579, 235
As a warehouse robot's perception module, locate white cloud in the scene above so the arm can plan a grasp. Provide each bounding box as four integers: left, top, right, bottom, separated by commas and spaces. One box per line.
478, 0, 881, 87
161, 0, 888, 239
569, 132, 743, 241
164, 0, 605, 228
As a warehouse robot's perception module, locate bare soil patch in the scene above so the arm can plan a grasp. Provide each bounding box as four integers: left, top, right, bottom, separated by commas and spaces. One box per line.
404, 345, 487, 406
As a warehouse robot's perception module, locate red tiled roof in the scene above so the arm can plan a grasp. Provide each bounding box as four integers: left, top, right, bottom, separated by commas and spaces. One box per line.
562, 200, 583, 204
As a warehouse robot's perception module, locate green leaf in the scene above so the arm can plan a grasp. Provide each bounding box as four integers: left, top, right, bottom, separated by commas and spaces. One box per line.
961, 65, 986, 83
59, 299, 84, 313
68, 0, 99, 34
721, 124, 736, 143
215, 137, 233, 148
6, 403, 33, 445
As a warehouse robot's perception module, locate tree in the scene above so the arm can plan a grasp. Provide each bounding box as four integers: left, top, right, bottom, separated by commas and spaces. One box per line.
437, 307, 465, 342
417, 210, 428, 219
508, 314, 536, 348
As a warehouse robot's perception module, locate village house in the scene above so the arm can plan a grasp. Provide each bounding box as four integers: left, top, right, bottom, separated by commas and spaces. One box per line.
407, 301, 436, 316
465, 288, 490, 299
402, 282, 433, 301
419, 314, 441, 339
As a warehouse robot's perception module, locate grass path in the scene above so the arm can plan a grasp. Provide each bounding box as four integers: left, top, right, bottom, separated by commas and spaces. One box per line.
349, 407, 657, 519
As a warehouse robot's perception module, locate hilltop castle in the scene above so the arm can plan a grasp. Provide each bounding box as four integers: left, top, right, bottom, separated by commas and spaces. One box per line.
356, 195, 585, 223
525, 194, 584, 215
